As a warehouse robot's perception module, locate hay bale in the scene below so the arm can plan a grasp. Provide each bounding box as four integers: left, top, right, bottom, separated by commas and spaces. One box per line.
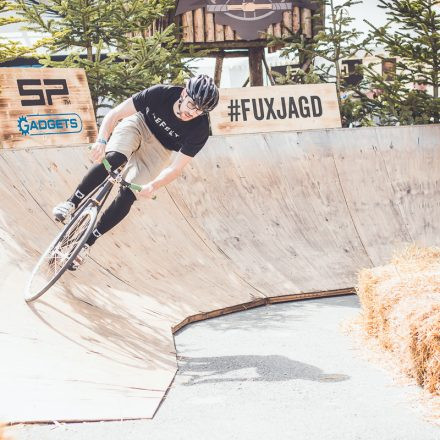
356, 245, 440, 395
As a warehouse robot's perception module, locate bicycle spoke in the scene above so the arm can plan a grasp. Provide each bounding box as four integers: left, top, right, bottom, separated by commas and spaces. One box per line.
25, 207, 96, 302
59, 216, 89, 255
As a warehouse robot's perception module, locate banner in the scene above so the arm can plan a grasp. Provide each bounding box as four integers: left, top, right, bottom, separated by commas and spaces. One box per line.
210, 84, 341, 135
175, 0, 320, 40
0, 68, 97, 149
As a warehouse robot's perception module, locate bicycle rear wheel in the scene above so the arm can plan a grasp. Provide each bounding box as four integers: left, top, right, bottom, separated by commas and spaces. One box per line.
24, 205, 98, 302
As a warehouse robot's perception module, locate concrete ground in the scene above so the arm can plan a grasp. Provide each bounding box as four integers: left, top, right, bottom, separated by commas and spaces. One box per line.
8, 295, 440, 440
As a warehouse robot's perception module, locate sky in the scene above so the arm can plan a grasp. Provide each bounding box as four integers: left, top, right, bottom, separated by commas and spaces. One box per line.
346, 0, 387, 34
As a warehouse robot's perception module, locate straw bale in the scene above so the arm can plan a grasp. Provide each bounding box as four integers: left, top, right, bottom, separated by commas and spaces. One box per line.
356, 245, 440, 396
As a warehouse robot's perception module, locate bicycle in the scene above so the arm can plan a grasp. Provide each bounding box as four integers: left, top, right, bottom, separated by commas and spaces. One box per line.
24, 158, 143, 303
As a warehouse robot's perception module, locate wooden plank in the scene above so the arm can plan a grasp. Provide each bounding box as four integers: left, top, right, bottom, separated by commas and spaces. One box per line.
181, 11, 194, 42
293, 6, 301, 33
0, 68, 97, 149
331, 126, 440, 265
267, 23, 274, 36
283, 11, 293, 37
202, 50, 249, 58
210, 84, 341, 135
302, 8, 312, 38
215, 20, 224, 42
205, 10, 215, 42
170, 128, 409, 300
193, 8, 205, 42
224, 25, 234, 40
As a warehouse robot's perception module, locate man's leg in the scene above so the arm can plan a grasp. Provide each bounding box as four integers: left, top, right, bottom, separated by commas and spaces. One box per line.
53, 151, 127, 223
68, 151, 128, 207
86, 186, 137, 247
68, 185, 136, 271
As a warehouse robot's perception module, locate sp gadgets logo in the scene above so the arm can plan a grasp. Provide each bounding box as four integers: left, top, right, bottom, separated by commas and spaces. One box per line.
16, 78, 83, 137
17, 114, 82, 137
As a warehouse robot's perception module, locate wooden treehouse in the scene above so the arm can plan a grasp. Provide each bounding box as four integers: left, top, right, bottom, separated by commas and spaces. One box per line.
145, 1, 324, 86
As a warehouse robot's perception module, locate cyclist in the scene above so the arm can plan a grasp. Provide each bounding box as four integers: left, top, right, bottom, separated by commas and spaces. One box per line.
52, 74, 219, 270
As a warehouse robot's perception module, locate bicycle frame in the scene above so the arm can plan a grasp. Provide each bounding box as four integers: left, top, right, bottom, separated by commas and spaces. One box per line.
75, 158, 143, 211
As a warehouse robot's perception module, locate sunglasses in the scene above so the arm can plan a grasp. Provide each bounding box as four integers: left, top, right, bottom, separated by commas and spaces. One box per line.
184, 96, 204, 114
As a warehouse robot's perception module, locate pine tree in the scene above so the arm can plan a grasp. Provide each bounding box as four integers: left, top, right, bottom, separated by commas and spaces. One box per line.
0, 1, 52, 94
13, 0, 192, 116
365, 0, 440, 124
311, 0, 370, 108
272, 0, 371, 125
0, 1, 32, 64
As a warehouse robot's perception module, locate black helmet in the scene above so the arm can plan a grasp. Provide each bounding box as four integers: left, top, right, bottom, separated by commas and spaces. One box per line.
186, 74, 219, 113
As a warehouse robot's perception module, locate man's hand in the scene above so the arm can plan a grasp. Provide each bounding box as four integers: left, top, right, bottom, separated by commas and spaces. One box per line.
138, 182, 156, 199
90, 141, 106, 162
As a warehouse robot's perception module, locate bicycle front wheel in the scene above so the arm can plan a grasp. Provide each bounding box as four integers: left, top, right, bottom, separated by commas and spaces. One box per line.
24, 205, 98, 302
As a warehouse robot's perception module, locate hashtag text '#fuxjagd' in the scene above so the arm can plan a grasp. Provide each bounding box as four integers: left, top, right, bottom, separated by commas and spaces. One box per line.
227, 96, 323, 122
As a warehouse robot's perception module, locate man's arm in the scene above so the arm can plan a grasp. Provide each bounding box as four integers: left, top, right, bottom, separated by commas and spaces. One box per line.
91, 98, 137, 161
138, 152, 193, 199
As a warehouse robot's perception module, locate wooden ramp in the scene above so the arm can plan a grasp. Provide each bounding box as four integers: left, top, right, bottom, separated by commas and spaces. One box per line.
1, 125, 439, 422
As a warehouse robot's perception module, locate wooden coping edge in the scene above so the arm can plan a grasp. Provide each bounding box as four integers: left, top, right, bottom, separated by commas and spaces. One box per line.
172, 288, 356, 333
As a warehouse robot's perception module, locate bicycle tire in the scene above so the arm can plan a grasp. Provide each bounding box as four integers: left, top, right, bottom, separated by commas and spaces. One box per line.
24, 204, 98, 302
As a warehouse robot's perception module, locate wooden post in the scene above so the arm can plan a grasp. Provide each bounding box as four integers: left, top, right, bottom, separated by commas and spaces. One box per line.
274, 23, 282, 38
225, 25, 234, 40
215, 21, 224, 42
182, 11, 194, 42
194, 8, 205, 42
248, 47, 264, 86
205, 10, 215, 42
282, 11, 293, 37
293, 6, 300, 33
214, 55, 224, 87
302, 8, 312, 38
267, 24, 274, 36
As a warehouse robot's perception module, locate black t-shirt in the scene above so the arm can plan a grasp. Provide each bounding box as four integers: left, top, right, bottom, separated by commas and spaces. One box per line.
132, 85, 210, 157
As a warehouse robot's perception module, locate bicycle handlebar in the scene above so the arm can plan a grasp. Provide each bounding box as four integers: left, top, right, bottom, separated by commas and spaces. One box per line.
101, 158, 143, 192
87, 145, 157, 198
